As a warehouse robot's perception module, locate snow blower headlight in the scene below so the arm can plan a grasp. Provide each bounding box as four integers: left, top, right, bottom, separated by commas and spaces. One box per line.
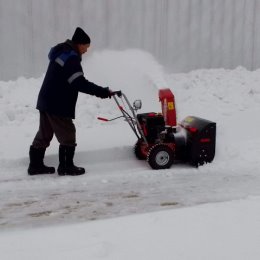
133, 100, 142, 110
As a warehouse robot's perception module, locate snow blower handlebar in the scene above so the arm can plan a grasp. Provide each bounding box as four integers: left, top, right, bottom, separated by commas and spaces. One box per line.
112, 92, 148, 144
110, 90, 122, 97
98, 91, 148, 144
96, 91, 123, 122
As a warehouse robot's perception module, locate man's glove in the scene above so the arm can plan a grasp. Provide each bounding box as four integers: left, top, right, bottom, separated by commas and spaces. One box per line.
110, 90, 122, 97
99, 87, 122, 99
99, 87, 111, 99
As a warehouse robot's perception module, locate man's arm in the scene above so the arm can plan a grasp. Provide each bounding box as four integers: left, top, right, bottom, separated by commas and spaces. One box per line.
64, 56, 111, 99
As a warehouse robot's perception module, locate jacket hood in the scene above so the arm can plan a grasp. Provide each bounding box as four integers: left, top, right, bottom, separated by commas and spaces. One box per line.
48, 40, 80, 61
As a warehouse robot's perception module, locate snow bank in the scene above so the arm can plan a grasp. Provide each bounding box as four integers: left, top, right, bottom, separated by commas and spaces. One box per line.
1, 50, 260, 129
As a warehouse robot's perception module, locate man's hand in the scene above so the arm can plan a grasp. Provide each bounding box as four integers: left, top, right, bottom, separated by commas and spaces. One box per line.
110, 90, 122, 97
100, 87, 122, 99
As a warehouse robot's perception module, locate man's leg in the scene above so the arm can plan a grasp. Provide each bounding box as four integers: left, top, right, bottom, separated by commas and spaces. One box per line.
45, 114, 85, 176
28, 112, 55, 175
32, 111, 54, 148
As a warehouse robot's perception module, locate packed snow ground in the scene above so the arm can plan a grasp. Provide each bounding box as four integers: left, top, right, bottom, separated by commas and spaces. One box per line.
0, 49, 260, 259
1, 197, 260, 260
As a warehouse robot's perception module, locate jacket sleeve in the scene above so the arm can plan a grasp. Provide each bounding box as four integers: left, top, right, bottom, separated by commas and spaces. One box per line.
64, 56, 110, 99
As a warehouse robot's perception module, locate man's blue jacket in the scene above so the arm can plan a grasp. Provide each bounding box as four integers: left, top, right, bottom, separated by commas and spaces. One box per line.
36, 40, 110, 118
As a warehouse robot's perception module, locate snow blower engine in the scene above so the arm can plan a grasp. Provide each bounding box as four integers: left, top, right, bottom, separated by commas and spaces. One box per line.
98, 89, 216, 170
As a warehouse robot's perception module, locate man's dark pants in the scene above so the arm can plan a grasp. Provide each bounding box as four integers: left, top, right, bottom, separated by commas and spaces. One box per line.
32, 111, 76, 148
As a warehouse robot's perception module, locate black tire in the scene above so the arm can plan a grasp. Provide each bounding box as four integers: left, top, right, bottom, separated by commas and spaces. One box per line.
134, 139, 147, 160
147, 144, 174, 169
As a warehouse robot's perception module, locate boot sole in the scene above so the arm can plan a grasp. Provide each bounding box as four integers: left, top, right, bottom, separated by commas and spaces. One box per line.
57, 166, 85, 176
28, 170, 55, 175
58, 171, 85, 176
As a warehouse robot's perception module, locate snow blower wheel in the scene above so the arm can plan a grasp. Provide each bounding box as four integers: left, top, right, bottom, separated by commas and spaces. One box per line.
134, 139, 147, 160
147, 144, 174, 169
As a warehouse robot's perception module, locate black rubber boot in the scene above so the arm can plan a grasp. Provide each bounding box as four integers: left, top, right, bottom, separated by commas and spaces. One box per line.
57, 145, 85, 176
28, 146, 55, 175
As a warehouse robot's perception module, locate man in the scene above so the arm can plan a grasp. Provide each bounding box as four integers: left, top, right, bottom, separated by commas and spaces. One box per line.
28, 27, 112, 176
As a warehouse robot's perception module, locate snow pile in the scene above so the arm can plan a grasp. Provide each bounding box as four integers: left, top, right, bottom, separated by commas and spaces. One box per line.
0, 49, 260, 259
168, 67, 260, 119
1, 50, 260, 129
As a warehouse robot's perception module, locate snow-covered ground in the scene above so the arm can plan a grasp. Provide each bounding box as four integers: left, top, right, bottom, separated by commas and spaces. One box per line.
0, 49, 260, 259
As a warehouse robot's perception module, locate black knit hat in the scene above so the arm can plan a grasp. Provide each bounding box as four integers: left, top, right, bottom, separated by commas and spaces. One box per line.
72, 27, 91, 44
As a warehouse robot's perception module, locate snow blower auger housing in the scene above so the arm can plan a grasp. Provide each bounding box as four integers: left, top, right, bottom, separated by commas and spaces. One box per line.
99, 89, 216, 170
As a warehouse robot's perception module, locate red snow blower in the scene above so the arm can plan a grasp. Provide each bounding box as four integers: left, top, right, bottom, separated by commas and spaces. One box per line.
98, 89, 216, 170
